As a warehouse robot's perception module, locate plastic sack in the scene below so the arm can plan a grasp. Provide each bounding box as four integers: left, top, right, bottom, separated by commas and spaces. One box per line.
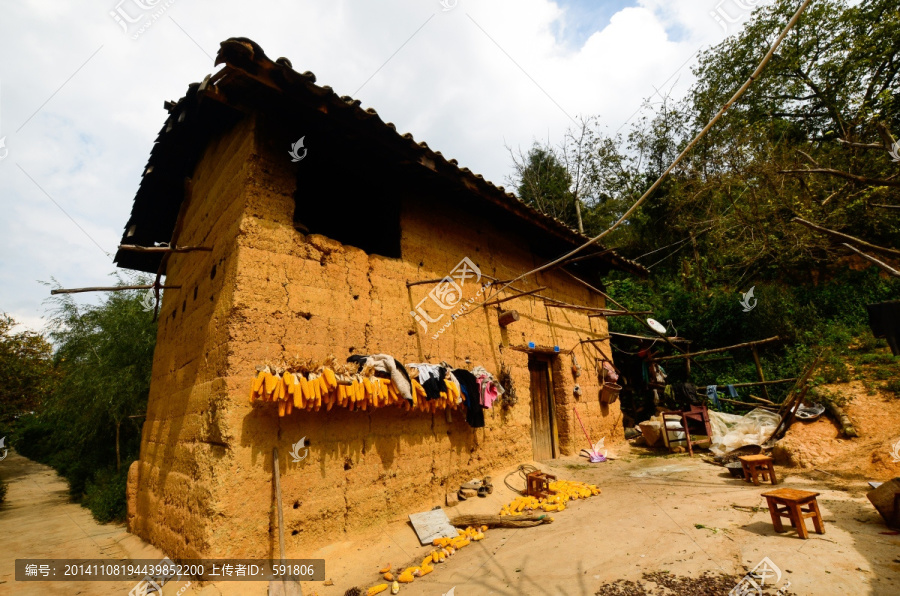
708, 408, 781, 456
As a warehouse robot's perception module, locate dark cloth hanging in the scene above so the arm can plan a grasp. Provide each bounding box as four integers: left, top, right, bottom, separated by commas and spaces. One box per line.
421, 367, 447, 401
453, 369, 484, 428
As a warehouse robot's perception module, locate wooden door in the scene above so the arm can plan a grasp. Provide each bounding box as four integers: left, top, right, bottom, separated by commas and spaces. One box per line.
529, 358, 557, 460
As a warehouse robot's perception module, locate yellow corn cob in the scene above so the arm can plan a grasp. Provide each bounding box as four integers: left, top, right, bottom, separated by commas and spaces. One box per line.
264, 372, 278, 394
420, 556, 433, 569
382, 572, 393, 581
323, 368, 337, 389
397, 572, 414, 583
367, 584, 388, 596
419, 565, 433, 577
285, 399, 293, 416
277, 400, 286, 417
363, 377, 375, 398
318, 375, 329, 399
378, 564, 391, 574
391, 580, 399, 594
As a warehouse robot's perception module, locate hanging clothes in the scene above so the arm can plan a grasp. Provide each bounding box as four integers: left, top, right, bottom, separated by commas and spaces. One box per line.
726, 385, 739, 400
347, 354, 413, 401
453, 369, 484, 428
706, 384, 721, 409
410, 364, 446, 401
472, 365, 505, 409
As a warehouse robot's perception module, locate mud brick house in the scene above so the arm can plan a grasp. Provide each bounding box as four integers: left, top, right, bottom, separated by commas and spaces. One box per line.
115, 37, 647, 560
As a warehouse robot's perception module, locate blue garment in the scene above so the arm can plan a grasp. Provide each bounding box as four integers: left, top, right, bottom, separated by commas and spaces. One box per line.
726, 385, 739, 399
707, 384, 721, 409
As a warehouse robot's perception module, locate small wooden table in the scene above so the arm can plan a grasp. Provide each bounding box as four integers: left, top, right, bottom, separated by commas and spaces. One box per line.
738, 454, 777, 485
762, 488, 825, 539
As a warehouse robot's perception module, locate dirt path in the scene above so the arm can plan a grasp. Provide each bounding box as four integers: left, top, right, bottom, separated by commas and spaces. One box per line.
304, 451, 900, 596
0, 451, 193, 596
3, 448, 899, 595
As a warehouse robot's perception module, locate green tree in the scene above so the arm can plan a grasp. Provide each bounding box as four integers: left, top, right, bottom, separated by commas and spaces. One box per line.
0, 313, 56, 428
43, 277, 157, 473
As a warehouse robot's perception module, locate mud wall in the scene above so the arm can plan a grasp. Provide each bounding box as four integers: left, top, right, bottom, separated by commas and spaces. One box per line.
130, 112, 624, 561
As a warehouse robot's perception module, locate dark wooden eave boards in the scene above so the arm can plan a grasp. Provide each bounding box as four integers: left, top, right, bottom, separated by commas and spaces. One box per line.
114, 37, 649, 279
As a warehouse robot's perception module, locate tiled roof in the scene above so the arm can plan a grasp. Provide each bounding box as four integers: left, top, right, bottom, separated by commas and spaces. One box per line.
114, 37, 648, 277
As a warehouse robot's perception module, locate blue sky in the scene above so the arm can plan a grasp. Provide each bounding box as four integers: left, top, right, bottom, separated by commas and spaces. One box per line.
0, 0, 768, 332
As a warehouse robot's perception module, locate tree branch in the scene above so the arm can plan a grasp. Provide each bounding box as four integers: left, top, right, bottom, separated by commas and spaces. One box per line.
780, 168, 900, 187
842, 244, 900, 278
792, 217, 900, 257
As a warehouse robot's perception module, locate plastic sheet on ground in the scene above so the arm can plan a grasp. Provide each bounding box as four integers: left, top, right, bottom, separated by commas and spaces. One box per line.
708, 408, 781, 456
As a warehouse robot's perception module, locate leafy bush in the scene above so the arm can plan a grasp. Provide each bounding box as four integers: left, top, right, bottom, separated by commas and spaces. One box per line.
82, 464, 132, 523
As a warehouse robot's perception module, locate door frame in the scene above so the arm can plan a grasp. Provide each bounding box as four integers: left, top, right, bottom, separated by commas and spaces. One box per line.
528, 355, 560, 459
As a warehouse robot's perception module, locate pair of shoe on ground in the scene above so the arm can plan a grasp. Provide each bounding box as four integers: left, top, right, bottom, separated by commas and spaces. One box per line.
458, 477, 493, 500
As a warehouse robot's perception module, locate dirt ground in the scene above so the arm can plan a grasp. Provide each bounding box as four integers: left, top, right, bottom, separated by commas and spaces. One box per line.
3, 444, 899, 596
777, 375, 900, 481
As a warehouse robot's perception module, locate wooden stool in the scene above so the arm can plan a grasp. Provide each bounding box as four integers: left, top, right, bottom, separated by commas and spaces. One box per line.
738, 455, 777, 485
762, 488, 825, 539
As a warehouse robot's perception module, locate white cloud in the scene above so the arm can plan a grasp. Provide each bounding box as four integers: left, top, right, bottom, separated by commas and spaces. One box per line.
0, 0, 766, 331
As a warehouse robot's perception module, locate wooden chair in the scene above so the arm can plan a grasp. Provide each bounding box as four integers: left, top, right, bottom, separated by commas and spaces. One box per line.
660, 411, 692, 455
761, 488, 824, 539
682, 405, 713, 439
738, 454, 777, 485
661, 406, 713, 457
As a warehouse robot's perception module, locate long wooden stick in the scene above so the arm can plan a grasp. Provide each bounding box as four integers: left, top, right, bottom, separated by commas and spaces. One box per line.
118, 244, 212, 253
560, 270, 701, 365
483, 286, 547, 307
751, 346, 770, 402
51, 284, 181, 295
479, 0, 814, 297
842, 244, 900, 278
696, 378, 797, 390
793, 217, 900, 257
653, 336, 781, 362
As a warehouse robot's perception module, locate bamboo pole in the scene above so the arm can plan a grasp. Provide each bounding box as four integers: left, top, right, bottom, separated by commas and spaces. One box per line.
652, 336, 781, 362
751, 346, 770, 401
51, 284, 181, 295
483, 287, 547, 307
718, 397, 777, 411
588, 310, 653, 317
697, 378, 797, 390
